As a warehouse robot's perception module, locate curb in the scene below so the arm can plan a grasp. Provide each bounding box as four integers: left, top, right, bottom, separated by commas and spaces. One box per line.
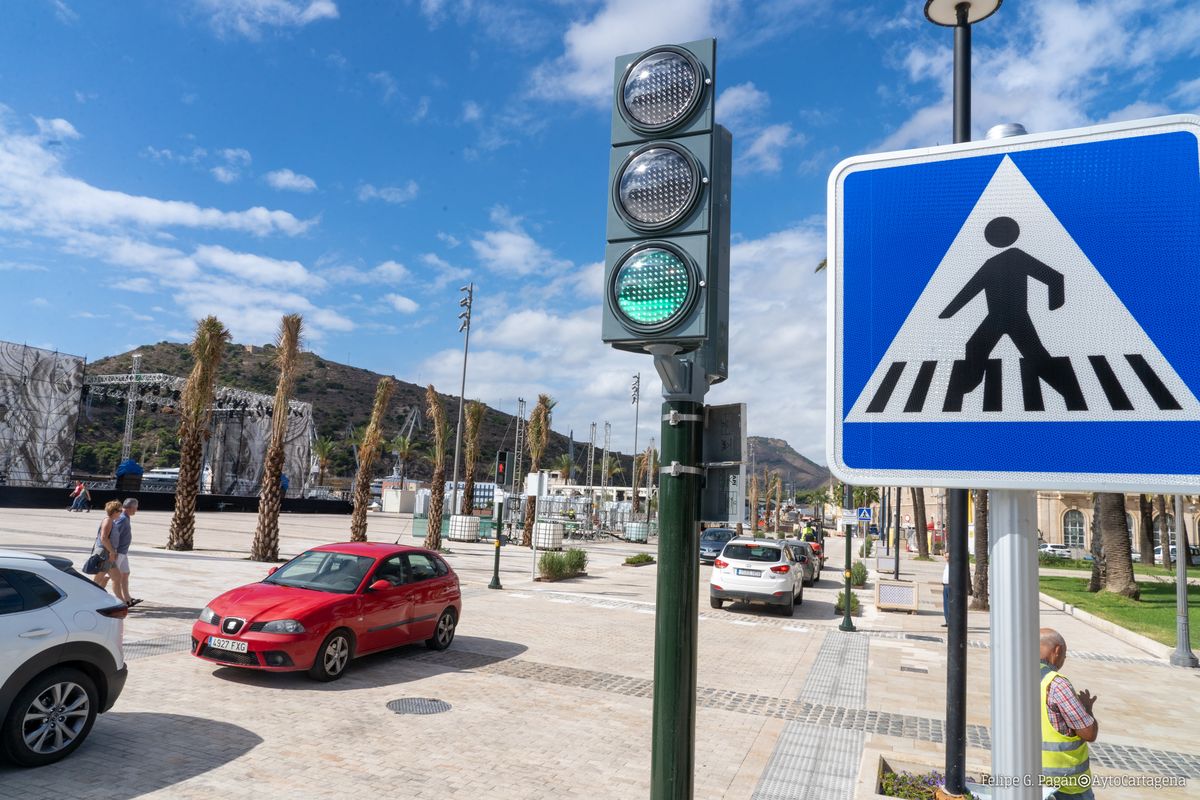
1038, 592, 1173, 660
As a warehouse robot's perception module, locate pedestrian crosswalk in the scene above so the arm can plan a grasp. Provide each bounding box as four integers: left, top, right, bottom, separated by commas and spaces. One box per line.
863, 354, 1183, 415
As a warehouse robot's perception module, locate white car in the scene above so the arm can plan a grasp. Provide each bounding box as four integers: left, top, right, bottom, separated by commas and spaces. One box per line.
1043, 544, 1072, 559
708, 538, 803, 616
0, 550, 128, 767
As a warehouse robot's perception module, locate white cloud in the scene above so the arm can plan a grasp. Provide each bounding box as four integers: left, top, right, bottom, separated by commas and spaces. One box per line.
321, 259, 412, 286
31, 297, 50, 308
881, 0, 1200, 150
419, 252, 469, 290
357, 180, 419, 204
50, 0, 78, 24
470, 206, 569, 276
1170, 76, 1200, 106
383, 293, 419, 314
195, 0, 338, 39
176, 277, 353, 342
0, 261, 49, 272
462, 100, 482, 122
194, 244, 323, 288
530, 0, 724, 105
114, 277, 156, 293
738, 123, 805, 174
368, 71, 398, 103
220, 147, 252, 166
437, 231, 461, 248
34, 116, 81, 141
715, 82, 769, 132
210, 165, 239, 183
0, 117, 313, 237
413, 96, 431, 121
265, 168, 317, 192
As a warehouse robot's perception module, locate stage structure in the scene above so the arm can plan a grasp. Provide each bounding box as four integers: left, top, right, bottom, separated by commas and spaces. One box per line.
83, 371, 315, 497
0, 343, 85, 487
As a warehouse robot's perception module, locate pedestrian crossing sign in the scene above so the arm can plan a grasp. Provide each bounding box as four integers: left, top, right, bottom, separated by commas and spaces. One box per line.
828, 115, 1200, 492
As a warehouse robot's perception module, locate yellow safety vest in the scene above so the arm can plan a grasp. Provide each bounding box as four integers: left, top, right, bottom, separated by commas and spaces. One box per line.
1040, 663, 1092, 794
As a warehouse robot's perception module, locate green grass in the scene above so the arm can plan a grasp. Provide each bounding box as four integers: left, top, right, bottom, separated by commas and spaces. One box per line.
975, 553, 1184, 578
1038, 576, 1199, 649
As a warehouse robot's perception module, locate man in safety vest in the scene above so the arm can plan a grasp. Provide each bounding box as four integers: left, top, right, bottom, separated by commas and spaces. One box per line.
1039, 628, 1098, 799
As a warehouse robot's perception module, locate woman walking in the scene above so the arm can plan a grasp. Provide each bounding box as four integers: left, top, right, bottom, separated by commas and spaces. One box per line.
93, 500, 133, 606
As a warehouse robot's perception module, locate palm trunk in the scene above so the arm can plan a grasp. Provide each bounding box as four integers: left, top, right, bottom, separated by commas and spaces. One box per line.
631, 455, 642, 517
1098, 492, 1139, 598
1087, 494, 1104, 592
911, 487, 929, 558
970, 489, 989, 610
1156, 494, 1172, 566
426, 464, 446, 550
1139, 494, 1155, 566
168, 431, 203, 551
749, 475, 760, 534
1179, 509, 1191, 575
349, 378, 396, 543
252, 315, 304, 561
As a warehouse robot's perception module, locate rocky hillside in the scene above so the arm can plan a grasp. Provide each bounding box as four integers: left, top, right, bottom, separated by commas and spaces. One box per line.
746, 436, 830, 490
76, 342, 626, 484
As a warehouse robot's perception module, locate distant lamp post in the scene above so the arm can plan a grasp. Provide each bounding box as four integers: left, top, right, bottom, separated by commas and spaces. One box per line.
449, 284, 474, 515
631, 372, 641, 513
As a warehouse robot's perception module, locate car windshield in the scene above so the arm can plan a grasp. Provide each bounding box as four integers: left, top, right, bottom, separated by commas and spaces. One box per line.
264, 550, 374, 594
701, 529, 734, 541
723, 544, 783, 563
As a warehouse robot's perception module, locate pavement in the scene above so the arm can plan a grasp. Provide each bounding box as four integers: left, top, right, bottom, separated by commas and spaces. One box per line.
0, 507, 1196, 799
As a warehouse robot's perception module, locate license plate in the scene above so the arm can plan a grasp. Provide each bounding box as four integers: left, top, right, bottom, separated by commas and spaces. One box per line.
208, 636, 248, 654
736, 568, 762, 577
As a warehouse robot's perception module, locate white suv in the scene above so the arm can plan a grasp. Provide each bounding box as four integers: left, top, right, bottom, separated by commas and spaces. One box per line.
709, 538, 803, 616
0, 550, 128, 767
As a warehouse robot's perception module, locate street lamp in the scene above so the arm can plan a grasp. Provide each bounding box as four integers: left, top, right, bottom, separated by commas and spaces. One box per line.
631, 373, 641, 516
924, 3, 1003, 799
449, 283, 474, 517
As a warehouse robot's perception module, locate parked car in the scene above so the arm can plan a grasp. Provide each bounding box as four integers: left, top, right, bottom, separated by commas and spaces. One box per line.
699, 527, 737, 564
709, 538, 803, 616
1042, 544, 1072, 559
800, 529, 825, 566
782, 540, 819, 586
1, 550, 128, 767
1154, 545, 1200, 566
192, 542, 461, 681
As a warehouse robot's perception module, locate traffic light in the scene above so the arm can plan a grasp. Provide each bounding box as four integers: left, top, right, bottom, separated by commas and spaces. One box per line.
601, 39, 730, 383
494, 450, 511, 485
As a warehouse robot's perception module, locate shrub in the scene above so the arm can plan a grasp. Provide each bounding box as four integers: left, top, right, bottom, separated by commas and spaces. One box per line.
834, 589, 861, 616
538, 551, 569, 580
850, 560, 868, 587
624, 553, 655, 566
564, 548, 588, 574
859, 536, 874, 558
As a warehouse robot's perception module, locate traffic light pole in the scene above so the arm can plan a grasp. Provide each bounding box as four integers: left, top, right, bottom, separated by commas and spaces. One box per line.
649, 352, 705, 800
840, 483, 856, 632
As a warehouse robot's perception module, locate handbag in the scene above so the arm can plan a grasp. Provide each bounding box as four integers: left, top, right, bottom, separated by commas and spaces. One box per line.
81, 527, 106, 575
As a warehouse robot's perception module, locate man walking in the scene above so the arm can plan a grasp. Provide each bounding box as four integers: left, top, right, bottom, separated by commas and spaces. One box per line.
96, 498, 142, 607
1040, 628, 1097, 798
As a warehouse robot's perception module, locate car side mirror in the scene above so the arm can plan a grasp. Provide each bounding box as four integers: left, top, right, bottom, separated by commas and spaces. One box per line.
267, 566, 279, 576
368, 579, 391, 592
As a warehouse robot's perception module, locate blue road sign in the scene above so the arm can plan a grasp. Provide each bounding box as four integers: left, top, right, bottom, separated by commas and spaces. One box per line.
828, 116, 1200, 492
857, 508, 872, 522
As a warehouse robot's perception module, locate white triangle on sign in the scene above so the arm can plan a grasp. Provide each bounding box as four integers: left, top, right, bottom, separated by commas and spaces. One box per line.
846, 155, 1200, 423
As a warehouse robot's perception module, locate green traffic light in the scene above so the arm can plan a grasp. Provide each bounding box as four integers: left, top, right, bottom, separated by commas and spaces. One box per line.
613, 246, 694, 327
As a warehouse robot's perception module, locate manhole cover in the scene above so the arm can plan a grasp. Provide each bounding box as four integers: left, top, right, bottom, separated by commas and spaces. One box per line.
386, 698, 451, 715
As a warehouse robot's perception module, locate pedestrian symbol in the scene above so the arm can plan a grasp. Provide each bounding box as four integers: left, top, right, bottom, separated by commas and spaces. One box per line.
845, 154, 1200, 424
857, 507, 872, 521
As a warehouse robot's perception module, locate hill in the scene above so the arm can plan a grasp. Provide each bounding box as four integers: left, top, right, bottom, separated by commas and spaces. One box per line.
747, 436, 830, 491
75, 342, 628, 486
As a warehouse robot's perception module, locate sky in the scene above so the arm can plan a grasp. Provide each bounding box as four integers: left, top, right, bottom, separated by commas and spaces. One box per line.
2, 0, 1200, 464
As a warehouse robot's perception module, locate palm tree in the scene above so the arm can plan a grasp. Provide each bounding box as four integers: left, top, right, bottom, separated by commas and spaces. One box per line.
312, 436, 336, 488
970, 489, 989, 610
521, 393, 552, 547
252, 314, 304, 562
551, 453, 574, 483
631, 451, 645, 516
167, 316, 230, 551
748, 472, 760, 532
460, 400, 485, 515
911, 487, 929, 558
349, 378, 395, 543
771, 472, 783, 537
389, 434, 419, 483
1087, 494, 1105, 592
424, 385, 448, 550
1138, 494, 1155, 566
1097, 492, 1139, 597
1156, 494, 1172, 566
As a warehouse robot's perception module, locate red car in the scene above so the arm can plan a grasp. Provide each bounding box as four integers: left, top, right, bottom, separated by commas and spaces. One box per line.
191, 542, 461, 681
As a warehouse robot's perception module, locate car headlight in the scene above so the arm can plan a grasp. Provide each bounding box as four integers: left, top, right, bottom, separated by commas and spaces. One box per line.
199, 606, 218, 625
259, 619, 306, 634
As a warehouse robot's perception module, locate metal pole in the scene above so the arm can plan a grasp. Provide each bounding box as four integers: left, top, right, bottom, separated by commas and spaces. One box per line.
840, 483, 856, 632
489, 499, 504, 590
450, 283, 473, 515
989, 490, 1040, 800
650, 398, 702, 800
1171, 495, 1198, 667
894, 487, 902, 581
120, 353, 142, 462
943, 8, 972, 793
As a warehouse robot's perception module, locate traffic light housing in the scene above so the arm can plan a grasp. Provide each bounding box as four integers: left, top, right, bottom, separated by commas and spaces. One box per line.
601, 38, 730, 383
494, 450, 512, 485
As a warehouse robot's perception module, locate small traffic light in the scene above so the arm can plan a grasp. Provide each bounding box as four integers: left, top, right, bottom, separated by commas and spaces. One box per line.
494, 450, 511, 484
601, 38, 730, 381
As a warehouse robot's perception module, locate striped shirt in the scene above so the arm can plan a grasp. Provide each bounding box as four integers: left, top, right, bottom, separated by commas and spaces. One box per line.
1044, 669, 1094, 736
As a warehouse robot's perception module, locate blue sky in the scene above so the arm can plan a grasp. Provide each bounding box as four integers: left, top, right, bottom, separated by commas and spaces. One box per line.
2, 0, 1200, 463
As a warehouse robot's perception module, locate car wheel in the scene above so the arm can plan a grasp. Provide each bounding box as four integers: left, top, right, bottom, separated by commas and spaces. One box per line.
425, 608, 458, 651
309, 629, 354, 682
797, 585, 804, 606
1, 667, 98, 767
779, 589, 795, 617
709, 596, 724, 609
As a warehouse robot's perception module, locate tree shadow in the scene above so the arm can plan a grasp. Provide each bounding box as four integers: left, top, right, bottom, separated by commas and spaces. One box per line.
0, 713, 261, 797
208, 635, 528, 692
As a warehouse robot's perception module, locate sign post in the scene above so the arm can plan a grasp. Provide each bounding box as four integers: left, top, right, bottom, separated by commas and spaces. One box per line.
829, 114, 1200, 799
